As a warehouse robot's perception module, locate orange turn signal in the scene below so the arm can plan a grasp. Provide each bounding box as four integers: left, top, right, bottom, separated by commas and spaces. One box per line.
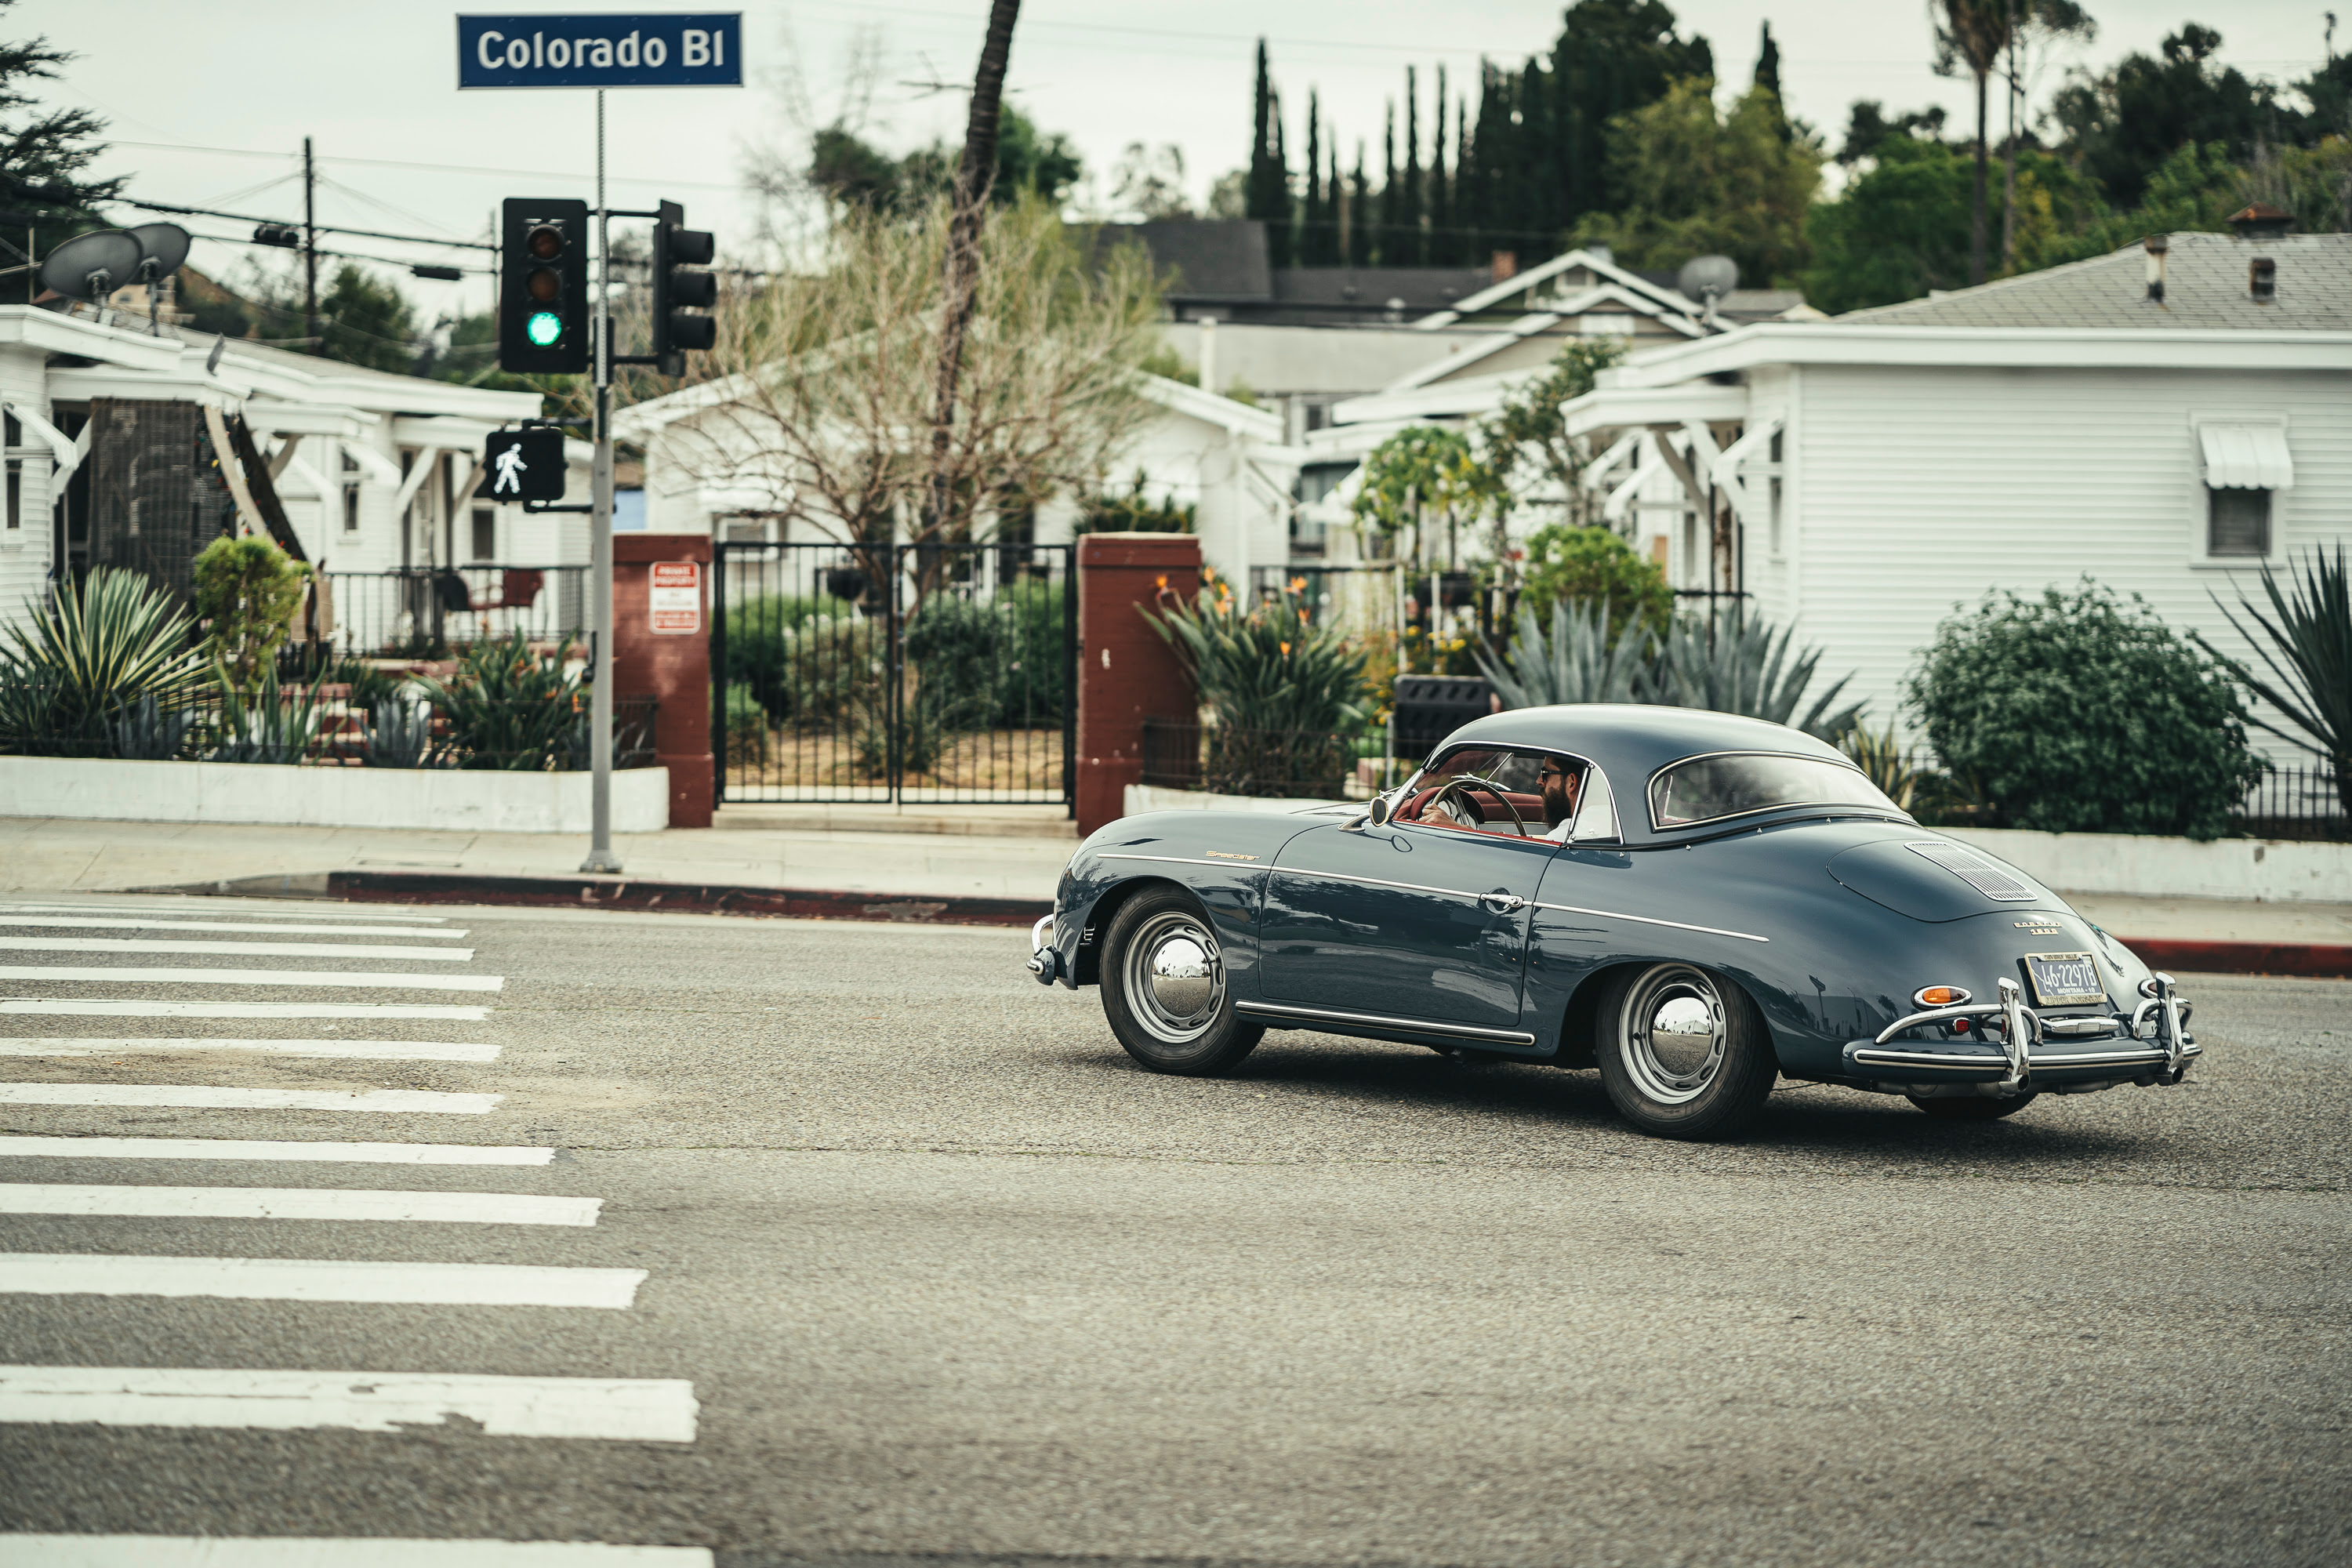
1914, 985, 1971, 1007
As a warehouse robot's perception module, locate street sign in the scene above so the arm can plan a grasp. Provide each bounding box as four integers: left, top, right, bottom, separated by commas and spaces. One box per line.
483, 430, 568, 503
457, 13, 743, 89
649, 561, 701, 635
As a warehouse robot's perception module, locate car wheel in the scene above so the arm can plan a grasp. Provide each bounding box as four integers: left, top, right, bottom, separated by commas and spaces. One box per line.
1907, 1093, 2038, 1121
1594, 962, 1777, 1139
1100, 889, 1264, 1076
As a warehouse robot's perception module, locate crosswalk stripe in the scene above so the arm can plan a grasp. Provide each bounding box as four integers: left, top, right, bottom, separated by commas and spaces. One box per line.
0, 1136, 553, 1164
0, 1084, 501, 1113
0, 937, 474, 961
0, 1000, 491, 1020
2, 1537, 710, 1566
0, 1254, 648, 1308
0, 903, 450, 924
0, 967, 502, 993
0, 916, 470, 938
0, 1038, 499, 1062
0, 1185, 600, 1225
0, 1366, 695, 1442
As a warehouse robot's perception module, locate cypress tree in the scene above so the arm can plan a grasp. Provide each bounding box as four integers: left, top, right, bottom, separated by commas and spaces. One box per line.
1303, 91, 1325, 264
1379, 103, 1398, 266
1430, 67, 1453, 265
1268, 99, 1291, 265
1349, 142, 1372, 267
1754, 21, 1791, 142
1247, 39, 1281, 227
1402, 67, 1425, 265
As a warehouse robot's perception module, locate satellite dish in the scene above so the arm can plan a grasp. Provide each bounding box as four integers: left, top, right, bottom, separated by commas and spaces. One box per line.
37, 228, 143, 301
127, 221, 191, 281
1675, 254, 1740, 307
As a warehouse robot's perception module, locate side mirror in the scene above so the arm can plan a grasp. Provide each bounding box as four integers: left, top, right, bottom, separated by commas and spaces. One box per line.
1366, 793, 1392, 827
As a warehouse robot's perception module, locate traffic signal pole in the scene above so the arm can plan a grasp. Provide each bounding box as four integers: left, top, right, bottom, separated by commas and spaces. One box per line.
580, 89, 622, 875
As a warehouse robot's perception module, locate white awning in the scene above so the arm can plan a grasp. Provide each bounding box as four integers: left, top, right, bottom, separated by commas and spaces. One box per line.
2198, 423, 2294, 490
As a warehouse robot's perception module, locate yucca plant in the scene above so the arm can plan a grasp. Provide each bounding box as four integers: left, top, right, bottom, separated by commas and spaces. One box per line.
2201, 546, 2351, 821
205, 663, 321, 764
0, 567, 208, 750
1644, 606, 1864, 742
1145, 579, 1369, 796
1476, 598, 1652, 709
423, 633, 582, 771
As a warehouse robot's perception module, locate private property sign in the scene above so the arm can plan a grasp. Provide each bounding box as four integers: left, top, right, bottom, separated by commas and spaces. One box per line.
648, 561, 701, 634
457, 13, 742, 89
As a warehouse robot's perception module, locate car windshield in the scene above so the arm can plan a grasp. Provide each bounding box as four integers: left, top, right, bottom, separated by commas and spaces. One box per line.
1411, 748, 1544, 794
1649, 752, 1899, 828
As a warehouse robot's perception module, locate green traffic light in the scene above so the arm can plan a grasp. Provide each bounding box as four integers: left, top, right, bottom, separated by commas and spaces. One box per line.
525, 310, 564, 348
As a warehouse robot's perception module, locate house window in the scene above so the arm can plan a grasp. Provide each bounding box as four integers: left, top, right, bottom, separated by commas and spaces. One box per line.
339, 450, 362, 535
2206, 488, 2270, 557
4, 412, 20, 535
471, 506, 496, 561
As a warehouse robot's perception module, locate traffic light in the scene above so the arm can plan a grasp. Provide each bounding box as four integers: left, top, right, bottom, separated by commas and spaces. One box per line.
499, 197, 589, 374
651, 199, 716, 376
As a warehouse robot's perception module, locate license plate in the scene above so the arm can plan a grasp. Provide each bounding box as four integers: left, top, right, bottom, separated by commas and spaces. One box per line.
2025, 952, 2104, 1007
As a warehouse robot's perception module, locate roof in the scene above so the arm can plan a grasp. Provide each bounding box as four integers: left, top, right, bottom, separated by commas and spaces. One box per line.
1097, 220, 1271, 301
1443, 704, 1850, 789
1835, 231, 2352, 331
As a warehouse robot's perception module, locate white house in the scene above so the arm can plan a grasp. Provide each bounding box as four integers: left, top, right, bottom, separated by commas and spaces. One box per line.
0, 303, 583, 646
1555, 226, 2350, 753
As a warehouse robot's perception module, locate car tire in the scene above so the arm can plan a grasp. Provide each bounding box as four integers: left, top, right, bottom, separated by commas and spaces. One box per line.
1100, 888, 1264, 1077
1907, 1093, 2038, 1121
1594, 962, 1777, 1140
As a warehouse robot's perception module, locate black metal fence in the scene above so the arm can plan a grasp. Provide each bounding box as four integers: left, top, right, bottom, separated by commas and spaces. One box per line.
3, 684, 655, 771
325, 567, 588, 659
713, 539, 1076, 807
2234, 765, 2347, 841
1140, 717, 1368, 800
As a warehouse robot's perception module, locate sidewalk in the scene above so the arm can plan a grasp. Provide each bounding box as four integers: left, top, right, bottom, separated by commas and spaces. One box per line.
2, 812, 2346, 966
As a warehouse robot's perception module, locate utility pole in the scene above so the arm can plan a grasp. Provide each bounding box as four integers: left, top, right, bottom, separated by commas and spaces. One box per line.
302, 136, 319, 349
580, 89, 621, 874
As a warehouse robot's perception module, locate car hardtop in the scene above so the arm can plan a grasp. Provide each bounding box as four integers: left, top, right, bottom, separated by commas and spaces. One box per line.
1427, 704, 1900, 846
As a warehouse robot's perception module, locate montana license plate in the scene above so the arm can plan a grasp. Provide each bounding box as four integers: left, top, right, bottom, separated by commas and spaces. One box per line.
2025, 952, 2104, 1007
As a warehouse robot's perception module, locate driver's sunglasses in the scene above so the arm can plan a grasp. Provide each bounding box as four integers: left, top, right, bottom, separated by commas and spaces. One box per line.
1538, 766, 1568, 782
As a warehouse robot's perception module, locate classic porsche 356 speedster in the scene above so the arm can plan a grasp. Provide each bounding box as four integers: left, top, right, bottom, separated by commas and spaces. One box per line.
1026, 706, 2197, 1139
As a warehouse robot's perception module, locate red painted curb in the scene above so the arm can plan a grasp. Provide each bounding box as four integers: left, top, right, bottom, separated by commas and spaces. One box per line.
325, 870, 1048, 929
2124, 938, 2352, 979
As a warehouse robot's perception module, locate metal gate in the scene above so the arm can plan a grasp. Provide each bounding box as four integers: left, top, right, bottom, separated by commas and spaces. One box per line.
712, 539, 1076, 808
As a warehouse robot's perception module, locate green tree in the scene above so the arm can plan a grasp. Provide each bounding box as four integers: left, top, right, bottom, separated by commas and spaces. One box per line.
1907, 582, 2264, 839
1551, 0, 1714, 223
1350, 426, 1495, 569
1929, 0, 2010, 285
809, 105, 1081, 214
1245, 38, 1290, 263
1516, 524, 1673, 637
0, 2, 124, 267
1570, 80, 1824, 287
193, 535, 306, 685
2052, 24, 2286, 209
314, 263, 419, 375
1478, 338, 1625, 529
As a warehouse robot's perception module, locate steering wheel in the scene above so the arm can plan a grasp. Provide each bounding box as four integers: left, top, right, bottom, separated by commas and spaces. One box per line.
1428, 774, 1532, 837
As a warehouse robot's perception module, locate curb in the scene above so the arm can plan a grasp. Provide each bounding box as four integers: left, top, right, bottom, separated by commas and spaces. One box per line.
2126, 938, 2352, 980
145, 870, 1051, 929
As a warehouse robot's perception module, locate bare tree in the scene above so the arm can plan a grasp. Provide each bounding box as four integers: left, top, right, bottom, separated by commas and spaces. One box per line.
925, 0, 1024, 566
637, 198, 1163, 605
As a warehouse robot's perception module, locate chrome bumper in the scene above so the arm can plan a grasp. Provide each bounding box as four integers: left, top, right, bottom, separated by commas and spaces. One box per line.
1025, 913, 1058, 984
1857, 972, 2196, 1090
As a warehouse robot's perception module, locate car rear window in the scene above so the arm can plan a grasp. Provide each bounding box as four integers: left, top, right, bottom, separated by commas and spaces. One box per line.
1649, 752, 1898, 828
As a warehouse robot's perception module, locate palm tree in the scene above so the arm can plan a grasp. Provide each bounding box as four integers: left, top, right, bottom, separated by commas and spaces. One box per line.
1932, 0, 2009, 286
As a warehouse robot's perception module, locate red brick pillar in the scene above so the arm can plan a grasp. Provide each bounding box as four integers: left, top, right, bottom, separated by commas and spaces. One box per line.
613, 534, 714, 829
1076, 532, 1200, 836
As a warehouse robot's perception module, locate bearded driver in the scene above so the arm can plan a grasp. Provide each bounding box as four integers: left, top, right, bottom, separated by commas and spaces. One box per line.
1538, 755, 1582, 837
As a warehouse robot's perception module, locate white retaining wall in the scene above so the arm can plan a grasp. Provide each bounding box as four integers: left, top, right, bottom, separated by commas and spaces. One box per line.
1118, 786, 2349, 905
0, 757, 670, 834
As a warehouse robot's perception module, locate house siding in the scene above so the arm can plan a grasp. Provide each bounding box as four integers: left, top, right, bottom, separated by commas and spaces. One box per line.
1792, 362, 2352, 759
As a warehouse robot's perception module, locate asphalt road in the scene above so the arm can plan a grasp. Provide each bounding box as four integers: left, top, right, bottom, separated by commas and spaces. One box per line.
2, 895, 2347, 1567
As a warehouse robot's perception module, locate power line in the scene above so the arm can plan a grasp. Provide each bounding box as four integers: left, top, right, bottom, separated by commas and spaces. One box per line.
114, 195, 495, 251
111, 139, 743, 193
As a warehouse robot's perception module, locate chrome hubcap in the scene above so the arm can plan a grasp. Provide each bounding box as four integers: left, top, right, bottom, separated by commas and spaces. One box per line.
1622, 964, 1726, 1105
1124, 912, 1225, 1045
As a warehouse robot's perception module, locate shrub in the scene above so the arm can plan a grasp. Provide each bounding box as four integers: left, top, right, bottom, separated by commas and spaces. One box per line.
1517, 524, 1674, 638
1076, 470, 1194, 534
0, 566, 208, 752
1144, 576, 1369, 790
1908, 582, 2263, 839
725, 594, 843, 724
423, 633, 583, 771
194, 535, 306, 684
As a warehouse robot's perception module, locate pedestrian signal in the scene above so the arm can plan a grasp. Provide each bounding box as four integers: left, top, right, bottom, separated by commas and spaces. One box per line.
499, 197, 589, 374
483, 428, 568, 503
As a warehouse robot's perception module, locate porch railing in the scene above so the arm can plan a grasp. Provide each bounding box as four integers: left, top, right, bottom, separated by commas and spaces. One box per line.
324, 567, 589, 659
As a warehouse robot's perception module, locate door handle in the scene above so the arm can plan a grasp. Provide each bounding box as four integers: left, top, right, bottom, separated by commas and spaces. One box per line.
1479, 892, 1526, 913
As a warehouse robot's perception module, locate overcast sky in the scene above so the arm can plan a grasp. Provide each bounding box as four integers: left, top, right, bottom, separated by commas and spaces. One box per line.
27, 0, 2339, 325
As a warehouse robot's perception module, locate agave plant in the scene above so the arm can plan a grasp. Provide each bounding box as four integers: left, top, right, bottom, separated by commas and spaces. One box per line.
1475, 598, 1651, 710
1839, 721, 1923, 812
1643, 607, 1863, 742
0, 568, 207, 749
366, 697, 444, 768
2201, 546, 2351, 819
107, 695, 194, 761
205, 663, 322, 764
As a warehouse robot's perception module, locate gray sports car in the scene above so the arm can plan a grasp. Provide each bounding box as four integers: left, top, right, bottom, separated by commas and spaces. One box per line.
1027, 705, 2196, 1139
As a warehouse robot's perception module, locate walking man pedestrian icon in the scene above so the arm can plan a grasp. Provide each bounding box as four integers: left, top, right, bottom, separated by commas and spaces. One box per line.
492, 444, 529, 495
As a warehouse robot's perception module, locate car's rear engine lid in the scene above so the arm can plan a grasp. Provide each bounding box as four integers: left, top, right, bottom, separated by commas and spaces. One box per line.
1827, 838, 2057, 923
